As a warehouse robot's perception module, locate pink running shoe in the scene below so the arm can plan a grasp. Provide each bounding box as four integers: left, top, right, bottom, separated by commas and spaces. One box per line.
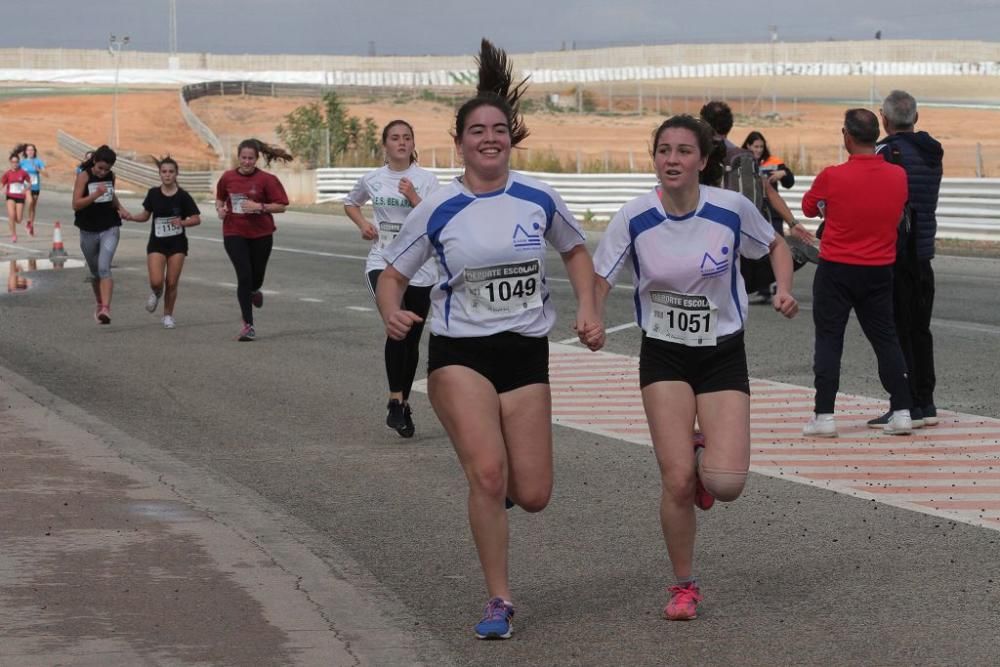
26, 221, 34, 237
664, 583, 702, 621
237, 322, 256, 341
97, 305, 111, 324
11, 234, 17, 243
251, 290, 263, 308
693, 433, 714, 511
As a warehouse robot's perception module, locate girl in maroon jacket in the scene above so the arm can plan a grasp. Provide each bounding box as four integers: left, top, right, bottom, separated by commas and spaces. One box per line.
215, 138, 292, 341
3, 152, 33, 242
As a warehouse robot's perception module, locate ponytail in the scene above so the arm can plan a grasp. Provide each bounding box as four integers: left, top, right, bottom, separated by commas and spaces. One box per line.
454, 38, 530, 146
237, 138, 293, 167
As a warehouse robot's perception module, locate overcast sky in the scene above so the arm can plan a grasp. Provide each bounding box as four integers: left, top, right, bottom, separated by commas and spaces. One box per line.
4, 0, 999, 56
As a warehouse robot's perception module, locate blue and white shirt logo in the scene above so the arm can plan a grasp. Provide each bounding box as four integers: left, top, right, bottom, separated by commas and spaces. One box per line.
512, 223, 542, 251
700, 246, 730, 277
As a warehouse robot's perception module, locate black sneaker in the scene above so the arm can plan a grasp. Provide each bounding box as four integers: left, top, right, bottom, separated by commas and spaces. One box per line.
386, 399, 407, 435
867, 408, 924, 429
922, 404, 939, 426
398, 403, 415, 438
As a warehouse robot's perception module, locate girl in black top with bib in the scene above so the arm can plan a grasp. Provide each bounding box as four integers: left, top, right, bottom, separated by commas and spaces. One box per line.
123, 157, 201, 329
72, 145, 131, 324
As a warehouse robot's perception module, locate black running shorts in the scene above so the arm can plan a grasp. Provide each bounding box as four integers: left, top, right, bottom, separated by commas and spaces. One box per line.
639, 331, 750, 394
147, 235, 189, 257
428, 332, 549, 394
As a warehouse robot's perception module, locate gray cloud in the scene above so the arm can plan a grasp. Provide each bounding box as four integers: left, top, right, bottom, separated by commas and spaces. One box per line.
2, 0, 998, 56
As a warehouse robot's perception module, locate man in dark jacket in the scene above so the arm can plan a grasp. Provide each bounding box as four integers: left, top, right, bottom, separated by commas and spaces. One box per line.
869, 90, 944, 429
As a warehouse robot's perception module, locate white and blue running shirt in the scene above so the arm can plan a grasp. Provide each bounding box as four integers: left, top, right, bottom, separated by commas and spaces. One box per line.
383, 171, 587, 338
593, 185, 775, 344
344, 163, 441, 286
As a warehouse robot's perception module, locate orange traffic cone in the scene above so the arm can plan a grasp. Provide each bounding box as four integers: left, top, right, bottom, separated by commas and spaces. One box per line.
49, 220, 68, 259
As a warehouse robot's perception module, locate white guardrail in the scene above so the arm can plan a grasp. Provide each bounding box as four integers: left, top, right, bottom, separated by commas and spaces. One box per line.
57, 130, 215, 193
317, 168, 1000, 241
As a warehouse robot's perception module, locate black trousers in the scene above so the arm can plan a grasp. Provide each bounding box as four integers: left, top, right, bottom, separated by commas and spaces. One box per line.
224, 235, 273, 326
894, 259, 936, 408
367, 270, 432, 401
812, 260, 912, 414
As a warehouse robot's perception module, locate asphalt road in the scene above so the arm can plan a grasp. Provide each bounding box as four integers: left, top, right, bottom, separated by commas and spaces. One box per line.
2, 196, 999, 666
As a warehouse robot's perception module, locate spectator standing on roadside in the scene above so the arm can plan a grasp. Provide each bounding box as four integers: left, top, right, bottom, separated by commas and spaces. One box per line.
867, 90, 944, 429
801, 109, 913, 437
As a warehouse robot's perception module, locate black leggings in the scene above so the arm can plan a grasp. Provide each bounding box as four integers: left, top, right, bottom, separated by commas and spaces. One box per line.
367, 270, 432, 400
224, 235, 273, 325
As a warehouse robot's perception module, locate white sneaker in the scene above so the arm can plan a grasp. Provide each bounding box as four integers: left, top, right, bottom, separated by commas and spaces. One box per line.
803, 414, 838, 437
145, 291, 160, 313
162, 315, 176, 329
883, 410, 913, 435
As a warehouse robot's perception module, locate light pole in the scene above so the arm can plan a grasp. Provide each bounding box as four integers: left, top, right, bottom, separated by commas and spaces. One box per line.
769, 25, 778, 115
169, 0, 177, 56
108, 34, 130, 149
870, 30, 882, 109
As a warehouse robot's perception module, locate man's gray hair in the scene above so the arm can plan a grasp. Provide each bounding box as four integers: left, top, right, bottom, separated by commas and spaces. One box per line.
882, 90, 918, 128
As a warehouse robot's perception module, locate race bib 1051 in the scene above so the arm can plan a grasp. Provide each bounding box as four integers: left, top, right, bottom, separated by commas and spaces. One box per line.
647, 290, 718, 347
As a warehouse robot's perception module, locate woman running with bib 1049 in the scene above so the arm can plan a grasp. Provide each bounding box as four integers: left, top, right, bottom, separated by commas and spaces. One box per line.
593, 115, 798, 621
73, 145, 130, 324
377, 39, 603, 640
215, 139, 291, 341
344, 120, 440, 438
123, 157, 201, 329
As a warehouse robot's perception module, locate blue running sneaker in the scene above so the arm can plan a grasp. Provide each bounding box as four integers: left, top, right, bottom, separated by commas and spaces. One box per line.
474, 597, 514, 639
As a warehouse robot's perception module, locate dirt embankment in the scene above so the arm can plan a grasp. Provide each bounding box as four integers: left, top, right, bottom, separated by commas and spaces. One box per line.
2, 83, 999, 191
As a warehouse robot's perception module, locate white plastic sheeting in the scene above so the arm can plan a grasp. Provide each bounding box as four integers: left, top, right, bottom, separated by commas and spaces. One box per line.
3, 59, 1000, 87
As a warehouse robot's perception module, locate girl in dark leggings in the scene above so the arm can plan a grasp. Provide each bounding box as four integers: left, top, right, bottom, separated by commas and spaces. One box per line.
345, 119, 442, 437
215, 139, 292, 341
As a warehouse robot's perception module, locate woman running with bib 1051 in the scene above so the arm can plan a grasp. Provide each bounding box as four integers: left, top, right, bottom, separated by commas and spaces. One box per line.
123, 157, 201, 329
377, 39, 603, 640
215, 139, 291, 341
593, 115, 798, 621
3, 151, 32, 242
344, 120, 440, 438
72, 145, 130, 324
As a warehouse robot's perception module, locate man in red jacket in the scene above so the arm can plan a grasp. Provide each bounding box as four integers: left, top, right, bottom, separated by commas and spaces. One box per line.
800, 108, 913, 437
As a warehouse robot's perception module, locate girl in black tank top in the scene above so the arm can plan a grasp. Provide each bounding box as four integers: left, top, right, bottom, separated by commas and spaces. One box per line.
72, 145, 132, 324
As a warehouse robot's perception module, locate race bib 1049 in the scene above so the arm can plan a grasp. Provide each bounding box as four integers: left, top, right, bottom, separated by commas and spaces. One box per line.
154, 216, 183, 238
29, 174, 39, 186
8, 182, 24, 195
647, 290, 718, 347
465, 259, 543, 320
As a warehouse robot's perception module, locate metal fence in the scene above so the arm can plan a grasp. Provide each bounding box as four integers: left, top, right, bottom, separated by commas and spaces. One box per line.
57, 130, 215, 193
316, 167, 1000, 241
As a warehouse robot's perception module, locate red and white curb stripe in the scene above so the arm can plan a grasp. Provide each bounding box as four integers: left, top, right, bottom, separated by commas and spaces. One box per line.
415, 341, 1000, 531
